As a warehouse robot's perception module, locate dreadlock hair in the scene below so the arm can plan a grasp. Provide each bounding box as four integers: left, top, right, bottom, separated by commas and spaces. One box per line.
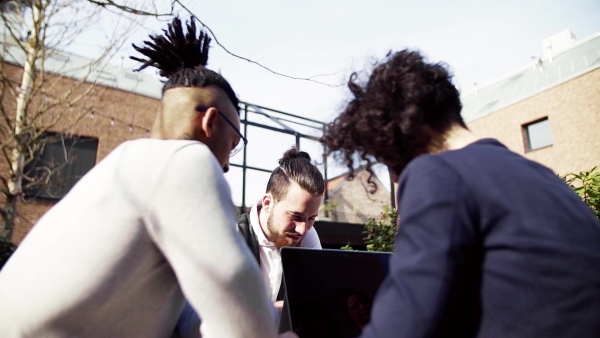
266, 147, 325, 203
321, 49, 464, 178
130, 17, 239, 113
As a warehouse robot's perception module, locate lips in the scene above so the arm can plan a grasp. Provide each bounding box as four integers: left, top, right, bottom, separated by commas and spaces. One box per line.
286, 234, 302, 242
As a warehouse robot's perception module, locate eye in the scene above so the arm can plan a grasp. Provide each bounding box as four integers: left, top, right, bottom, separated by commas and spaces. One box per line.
229, 140, 243, 157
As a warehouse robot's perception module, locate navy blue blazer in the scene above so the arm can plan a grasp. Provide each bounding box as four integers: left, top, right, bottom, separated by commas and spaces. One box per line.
361, 139, 600, 338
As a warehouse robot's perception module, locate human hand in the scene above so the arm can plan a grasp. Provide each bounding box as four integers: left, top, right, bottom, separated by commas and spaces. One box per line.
274, 300, 284, 315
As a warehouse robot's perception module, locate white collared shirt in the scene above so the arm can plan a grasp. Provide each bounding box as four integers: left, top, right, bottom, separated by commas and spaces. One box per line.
249, 200, 322, 301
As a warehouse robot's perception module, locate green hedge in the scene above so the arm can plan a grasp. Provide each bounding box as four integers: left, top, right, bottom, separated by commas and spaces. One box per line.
563, 166, 600, 221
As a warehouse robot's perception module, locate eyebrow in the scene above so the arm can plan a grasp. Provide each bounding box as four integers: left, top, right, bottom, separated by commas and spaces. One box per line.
288, 211, 318, 218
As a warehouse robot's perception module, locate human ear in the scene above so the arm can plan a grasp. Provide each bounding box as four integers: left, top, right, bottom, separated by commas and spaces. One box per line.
262, 194, 273, 214
198, 107, 219, 138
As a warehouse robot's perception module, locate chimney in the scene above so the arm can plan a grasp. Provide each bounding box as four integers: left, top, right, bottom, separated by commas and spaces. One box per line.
542, 29, 576, 62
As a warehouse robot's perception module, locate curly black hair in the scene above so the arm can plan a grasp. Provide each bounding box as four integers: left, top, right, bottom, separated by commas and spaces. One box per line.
321, 50, 464, 177
266, 147, 325, 202
130, 17, 239, 112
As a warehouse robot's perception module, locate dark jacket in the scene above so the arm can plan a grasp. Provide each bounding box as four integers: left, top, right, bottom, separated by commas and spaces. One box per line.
361, 139, 600, 338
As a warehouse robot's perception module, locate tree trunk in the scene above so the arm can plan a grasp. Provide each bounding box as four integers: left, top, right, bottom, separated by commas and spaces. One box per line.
4, 2, 43, 243
2, 194, 18, 241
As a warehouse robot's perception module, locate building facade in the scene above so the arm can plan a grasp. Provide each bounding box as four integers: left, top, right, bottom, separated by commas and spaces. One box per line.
1, 56, 162, 243
461, 30, 600, 176
321, 168, 391, 224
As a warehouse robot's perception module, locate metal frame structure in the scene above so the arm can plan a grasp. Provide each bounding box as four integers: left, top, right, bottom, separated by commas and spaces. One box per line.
231, 101, 329, 211
231, 101, 396, 213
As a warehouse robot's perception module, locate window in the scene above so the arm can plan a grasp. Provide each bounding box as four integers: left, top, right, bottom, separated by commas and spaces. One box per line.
523, 118, 553, 151
24, 133, 98, 199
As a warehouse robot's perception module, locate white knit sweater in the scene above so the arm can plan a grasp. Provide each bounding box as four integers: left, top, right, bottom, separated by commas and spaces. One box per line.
0, 139, 276, 338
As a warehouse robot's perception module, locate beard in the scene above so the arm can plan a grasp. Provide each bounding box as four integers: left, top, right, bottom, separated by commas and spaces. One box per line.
266, 209, 302, 250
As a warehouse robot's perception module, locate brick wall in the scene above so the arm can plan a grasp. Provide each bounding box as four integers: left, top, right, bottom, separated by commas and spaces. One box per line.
467, 68, 600, 176
323, 169, 391, 224
1, 62, 160, 243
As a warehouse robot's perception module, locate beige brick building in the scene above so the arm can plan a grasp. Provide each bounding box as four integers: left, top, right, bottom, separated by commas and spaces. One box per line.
461, 30, 600, 176
1, 52, 162, 243
320, 168, 391, 224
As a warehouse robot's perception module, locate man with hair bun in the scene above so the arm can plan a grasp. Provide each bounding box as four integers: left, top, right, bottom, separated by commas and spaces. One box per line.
0, 17, 294, 338
251, 146, 325, 304
177, 146, 325, 336
322, 49, 600, 337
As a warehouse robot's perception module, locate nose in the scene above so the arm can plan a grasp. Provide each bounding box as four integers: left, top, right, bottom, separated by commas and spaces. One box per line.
294, 222, 307, 235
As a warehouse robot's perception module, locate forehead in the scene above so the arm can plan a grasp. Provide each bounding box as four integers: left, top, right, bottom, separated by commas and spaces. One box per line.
276, 182, 322, 212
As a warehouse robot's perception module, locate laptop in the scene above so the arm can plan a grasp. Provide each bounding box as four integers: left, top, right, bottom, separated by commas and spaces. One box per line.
278, 247, 392, 338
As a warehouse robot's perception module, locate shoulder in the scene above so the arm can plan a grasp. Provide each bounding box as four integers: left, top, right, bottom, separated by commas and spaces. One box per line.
118, 139, 211, 156
107, 139, 216, 169
301, 227, 322, 249
158, 140, 219, 173
161, 140, 214, 159
397, 154, 468, 210
400, 153, 459, 185
399, 140, 495, 185
148, 140, 226, 195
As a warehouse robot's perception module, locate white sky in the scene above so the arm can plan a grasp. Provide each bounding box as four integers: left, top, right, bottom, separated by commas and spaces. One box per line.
75, 0, 600, 207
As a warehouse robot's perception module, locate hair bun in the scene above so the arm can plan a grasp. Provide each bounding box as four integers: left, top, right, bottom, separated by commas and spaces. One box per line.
279, 147, 311, 165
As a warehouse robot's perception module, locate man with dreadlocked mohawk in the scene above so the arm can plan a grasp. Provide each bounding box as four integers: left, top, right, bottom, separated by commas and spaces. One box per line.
130, 17, 242, 173
0, 17, 291, 338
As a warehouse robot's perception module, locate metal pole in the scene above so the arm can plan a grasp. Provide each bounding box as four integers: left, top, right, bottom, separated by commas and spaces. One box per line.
389, 172, 396, 209
241, 104, 248, 213
322, 126, 329, 203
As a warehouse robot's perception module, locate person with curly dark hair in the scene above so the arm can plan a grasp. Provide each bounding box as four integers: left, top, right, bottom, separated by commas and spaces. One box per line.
0, 17, 294, 338
322, 50, 600, 337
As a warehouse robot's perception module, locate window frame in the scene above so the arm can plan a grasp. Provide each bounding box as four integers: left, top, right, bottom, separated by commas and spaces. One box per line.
23, 132, 99, 200
522, 117, 553, 152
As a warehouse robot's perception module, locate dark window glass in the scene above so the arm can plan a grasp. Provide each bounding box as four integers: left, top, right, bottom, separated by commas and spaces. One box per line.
524, 118, 553, 151
24, 133, 98, 199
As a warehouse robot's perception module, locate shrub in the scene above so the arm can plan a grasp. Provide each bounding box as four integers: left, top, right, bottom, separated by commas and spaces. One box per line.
563, 166, 600, 221
323, 200, 339, 221
341, 242, 354, 250
364, 205, 398, 252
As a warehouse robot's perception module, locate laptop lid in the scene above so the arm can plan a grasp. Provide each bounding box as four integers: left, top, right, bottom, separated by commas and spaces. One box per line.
279, 247, 391, 338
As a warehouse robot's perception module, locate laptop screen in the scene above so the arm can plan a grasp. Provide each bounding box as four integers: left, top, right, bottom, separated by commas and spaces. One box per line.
279, 248, 391, 338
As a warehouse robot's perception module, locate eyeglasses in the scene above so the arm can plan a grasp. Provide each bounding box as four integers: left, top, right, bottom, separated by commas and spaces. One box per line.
218, 110, 247, 157
196, 107, 247, 157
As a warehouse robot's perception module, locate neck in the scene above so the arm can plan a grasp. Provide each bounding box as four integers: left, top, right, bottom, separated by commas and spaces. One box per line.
389, 125, 480, 197
149, 109, 195, 140
257, 203, 270, 238
149, 123, 194, 140
441, 124, 481, 152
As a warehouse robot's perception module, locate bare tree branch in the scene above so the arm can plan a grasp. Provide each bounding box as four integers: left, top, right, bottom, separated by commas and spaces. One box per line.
0, 0, 165, 240
86, 0, 175, 17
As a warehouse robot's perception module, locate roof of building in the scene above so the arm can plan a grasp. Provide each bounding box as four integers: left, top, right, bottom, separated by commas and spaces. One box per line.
327, 174, 348, 192
0, 27, 163, 99
326, 166, 388, 195
460, 29, 600, 122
